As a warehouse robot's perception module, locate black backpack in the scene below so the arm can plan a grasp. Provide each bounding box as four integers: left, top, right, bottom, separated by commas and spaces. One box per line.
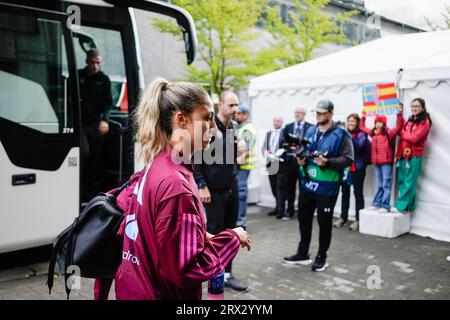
47, 178, 136, 299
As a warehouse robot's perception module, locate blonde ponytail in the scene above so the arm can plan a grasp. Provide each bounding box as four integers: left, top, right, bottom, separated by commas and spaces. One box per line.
134, 78, 169, 163
134, 77, 210, 164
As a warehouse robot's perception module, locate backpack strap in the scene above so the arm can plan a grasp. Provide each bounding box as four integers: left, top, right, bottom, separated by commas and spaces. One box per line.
111, 172, 141, 198
46, 217, 78, 294
64, 218, 80, 300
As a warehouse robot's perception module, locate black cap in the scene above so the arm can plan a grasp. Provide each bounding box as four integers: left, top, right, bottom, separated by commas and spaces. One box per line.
316, 100, 334, 113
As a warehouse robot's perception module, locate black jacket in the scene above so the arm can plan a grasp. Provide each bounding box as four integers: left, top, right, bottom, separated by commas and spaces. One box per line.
78, 68, 113, 125
283, 121, 313, 143
193, 115, 238, 191
282, 121, 313, 166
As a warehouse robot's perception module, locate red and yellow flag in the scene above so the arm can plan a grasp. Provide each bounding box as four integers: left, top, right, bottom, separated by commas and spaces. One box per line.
362, 83, 400, 116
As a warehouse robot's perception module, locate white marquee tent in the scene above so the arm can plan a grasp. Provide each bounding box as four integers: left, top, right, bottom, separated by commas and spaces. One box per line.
248, 30, 450, 242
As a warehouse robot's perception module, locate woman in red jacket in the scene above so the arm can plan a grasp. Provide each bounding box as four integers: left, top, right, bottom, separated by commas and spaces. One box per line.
395, 98, 432, 213
360, 108, 403, 212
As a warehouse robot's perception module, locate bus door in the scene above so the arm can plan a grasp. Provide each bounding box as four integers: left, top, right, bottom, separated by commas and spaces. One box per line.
71, 22, 132, 199
0, 3, 80, 253
69, 0, 197, 196
105, 0, 197, 173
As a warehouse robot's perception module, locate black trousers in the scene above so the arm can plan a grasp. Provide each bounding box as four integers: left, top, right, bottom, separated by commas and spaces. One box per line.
297, 189, 338, 259
81, 124, 104, 197
204, 185, 238, 273
286, 159, 299, 215
341, 168, 366, 221
268, 173, 278, 202
276, 160, 298, 216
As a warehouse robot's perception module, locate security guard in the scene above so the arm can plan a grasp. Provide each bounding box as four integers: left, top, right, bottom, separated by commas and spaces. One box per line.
78, 49, 113, 199
194, 91, 248, 293
236, 105, 257, 229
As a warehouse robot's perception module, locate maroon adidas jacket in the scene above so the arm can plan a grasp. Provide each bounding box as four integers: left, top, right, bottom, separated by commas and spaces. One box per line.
94, 146, 240, 300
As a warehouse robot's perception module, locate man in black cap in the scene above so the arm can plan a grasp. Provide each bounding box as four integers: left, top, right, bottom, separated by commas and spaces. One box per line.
284, 100, 354, 272
78, 49, 113, 199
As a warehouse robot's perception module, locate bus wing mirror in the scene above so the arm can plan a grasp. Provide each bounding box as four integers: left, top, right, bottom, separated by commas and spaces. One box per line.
73, 32, 97, 53
105, 0, 197, 64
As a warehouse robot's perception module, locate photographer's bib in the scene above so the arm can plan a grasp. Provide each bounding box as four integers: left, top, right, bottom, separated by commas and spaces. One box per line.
300, 126, 346, 196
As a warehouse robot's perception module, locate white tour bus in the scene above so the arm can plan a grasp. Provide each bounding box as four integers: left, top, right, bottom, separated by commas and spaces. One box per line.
0, 0, 197, 253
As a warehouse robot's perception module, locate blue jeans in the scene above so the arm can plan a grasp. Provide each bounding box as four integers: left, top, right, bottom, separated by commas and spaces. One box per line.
237, 169, 250, 227
373, 164, 393, 209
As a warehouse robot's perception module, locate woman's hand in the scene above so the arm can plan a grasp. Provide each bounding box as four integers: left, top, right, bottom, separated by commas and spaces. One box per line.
232, 227, 251, 251
205, 232, 214, 241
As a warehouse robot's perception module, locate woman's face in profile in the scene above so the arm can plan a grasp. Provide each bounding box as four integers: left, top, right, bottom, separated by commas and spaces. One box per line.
187, 101, 217, 152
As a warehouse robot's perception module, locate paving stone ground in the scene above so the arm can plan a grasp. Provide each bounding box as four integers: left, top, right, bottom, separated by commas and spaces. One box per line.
1, 205, 449, 300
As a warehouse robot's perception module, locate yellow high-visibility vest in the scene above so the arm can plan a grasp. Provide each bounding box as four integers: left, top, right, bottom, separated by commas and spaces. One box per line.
239, 122, 257, 170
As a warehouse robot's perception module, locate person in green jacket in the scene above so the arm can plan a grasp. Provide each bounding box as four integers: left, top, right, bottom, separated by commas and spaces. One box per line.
395, 98, 432, 213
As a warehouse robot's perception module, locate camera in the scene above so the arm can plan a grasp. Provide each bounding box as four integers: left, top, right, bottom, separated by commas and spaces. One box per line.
311, 150, 329, 159
281, 133, 312, 160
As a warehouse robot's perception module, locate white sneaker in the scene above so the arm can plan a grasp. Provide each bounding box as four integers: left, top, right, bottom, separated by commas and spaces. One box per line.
367, 206, 379, 211
378, 208, 389, 213
447, 256, 450, 262
390, 207, 399, 213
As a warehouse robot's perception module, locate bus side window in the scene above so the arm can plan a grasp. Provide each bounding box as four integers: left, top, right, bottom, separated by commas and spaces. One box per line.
73, 26, 128, 114
0, 13, 72, 134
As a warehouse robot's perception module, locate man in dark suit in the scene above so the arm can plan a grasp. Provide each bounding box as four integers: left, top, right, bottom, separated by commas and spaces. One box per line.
280, 107, 313, 220
261, 116, 284, 216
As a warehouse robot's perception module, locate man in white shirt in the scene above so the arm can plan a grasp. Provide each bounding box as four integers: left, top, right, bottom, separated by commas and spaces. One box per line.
281, 107, 313, 220
262, 116, 284, 216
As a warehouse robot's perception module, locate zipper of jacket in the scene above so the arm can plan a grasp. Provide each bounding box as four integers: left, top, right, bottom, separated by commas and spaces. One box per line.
375, 136, 378, 164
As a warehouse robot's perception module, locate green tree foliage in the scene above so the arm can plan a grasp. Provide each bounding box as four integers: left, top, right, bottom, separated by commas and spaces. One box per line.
152, 0, 281, 93
152, 0, 357, 92
266, 0, 357, 66
425, 4, 450, 31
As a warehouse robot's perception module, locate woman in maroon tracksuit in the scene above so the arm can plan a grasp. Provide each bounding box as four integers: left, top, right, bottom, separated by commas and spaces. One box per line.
360, 109, 403, 212
95, 78, 251, 300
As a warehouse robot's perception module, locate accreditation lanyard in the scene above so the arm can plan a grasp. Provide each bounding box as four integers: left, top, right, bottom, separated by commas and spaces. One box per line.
312, 127, 326, 151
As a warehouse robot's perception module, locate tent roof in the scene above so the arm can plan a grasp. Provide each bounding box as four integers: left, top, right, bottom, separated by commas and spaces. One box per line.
249, 30, 450, 92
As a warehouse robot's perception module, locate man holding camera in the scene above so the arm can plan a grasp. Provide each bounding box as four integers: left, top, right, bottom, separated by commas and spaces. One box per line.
284, 100, 354, 272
